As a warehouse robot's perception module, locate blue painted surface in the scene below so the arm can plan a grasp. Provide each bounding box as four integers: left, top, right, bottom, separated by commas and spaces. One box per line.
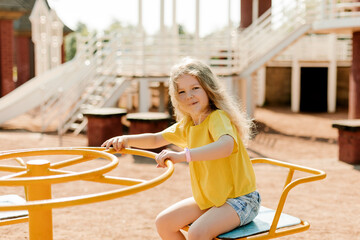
218, 206, 301, 239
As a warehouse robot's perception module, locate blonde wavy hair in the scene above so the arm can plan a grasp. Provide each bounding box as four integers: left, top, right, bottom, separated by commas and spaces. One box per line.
169, 57, 253, 143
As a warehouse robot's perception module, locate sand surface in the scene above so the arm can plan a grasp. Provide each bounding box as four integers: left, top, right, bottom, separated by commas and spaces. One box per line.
0, 106, 359, 240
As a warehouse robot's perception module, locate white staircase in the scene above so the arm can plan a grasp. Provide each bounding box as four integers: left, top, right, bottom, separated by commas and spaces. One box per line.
0, 33, 132, 136
37, 0, 360, 131
1, 0, 359, 136
233, 0, 360, 115
236, 0, 358, 78
41, 34, 133, 135
58, 76, 130, 135
0, 55, 92, 126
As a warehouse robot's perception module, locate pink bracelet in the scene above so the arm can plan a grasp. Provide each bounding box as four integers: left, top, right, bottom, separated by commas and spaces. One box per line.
184, 148, 192, 163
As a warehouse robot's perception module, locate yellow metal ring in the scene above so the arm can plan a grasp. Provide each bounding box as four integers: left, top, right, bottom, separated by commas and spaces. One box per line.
0, 147, 174, 211
0, 148, 118, 186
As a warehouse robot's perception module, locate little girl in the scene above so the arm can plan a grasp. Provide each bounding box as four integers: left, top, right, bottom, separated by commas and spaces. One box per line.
102, 58, 260, 240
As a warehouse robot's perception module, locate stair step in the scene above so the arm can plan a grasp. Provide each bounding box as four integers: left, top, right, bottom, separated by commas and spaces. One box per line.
69, 122, 80, 131
93, 87, 104, 93
73, 120, 88, 135
80, 104, 96, 111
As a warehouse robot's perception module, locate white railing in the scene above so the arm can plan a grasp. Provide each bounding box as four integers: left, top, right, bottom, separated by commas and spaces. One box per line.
237, 0, 359, 74
40, 33, 117, 134
67, 0, 358, 80
88, 0, 357, 79
38, 0, 359, 137
273, 34, 352, 62
320, 0, 360, 19
107, 30, 237, 77
236, 0, 317, 73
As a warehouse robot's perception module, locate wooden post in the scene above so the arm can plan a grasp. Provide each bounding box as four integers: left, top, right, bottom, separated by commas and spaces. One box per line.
328, 34, 337, 113
349, 31, 360, 119
291, 48, 300, 112
240, 0, 252, 29
49, 10, 63, 69
258, 0, 271, 17
0, 20, 15, 96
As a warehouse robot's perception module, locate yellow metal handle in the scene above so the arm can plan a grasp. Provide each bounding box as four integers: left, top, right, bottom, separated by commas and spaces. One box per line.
251, 158, 326, 236
0, 147, 174, 212
0, 148, 118, 186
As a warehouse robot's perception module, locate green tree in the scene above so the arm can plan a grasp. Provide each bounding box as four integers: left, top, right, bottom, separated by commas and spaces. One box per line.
64, 33, 76, 61
105, 19, 123, 34
77, 22, 89, 35
178, 24, 186, 35
64, 22, 91, 61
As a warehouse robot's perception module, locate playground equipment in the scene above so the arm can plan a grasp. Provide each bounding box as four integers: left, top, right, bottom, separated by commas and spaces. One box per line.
0, 148, 326, 240
182, 158, 326, 239
0, 147, 174, 240
1, 1, 357, 135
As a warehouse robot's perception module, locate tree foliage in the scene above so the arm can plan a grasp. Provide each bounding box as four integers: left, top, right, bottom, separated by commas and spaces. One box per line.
64, 22, 93, 61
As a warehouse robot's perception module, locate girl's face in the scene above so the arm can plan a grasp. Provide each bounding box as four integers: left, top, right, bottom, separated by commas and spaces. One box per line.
176, 74, 211, 124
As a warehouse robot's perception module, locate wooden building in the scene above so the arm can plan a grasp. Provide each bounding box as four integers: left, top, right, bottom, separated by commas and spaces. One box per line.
0, 0, 71, 97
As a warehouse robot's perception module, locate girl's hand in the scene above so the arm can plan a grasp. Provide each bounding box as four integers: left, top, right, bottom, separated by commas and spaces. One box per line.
155, 149, 186, 168
101, 136, 128, 151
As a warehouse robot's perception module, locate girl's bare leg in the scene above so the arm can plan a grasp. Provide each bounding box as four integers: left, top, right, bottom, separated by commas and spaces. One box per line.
188, 203, 240, 240
156, 197, 207, 240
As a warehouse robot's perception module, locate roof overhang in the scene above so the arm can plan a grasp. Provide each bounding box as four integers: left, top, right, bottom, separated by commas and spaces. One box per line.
0, 10, 26, 20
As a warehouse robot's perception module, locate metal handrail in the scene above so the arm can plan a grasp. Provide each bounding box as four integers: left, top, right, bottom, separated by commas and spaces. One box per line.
0, 147, 174, 211
251, 158, 326, 236
37, 0, 359, 137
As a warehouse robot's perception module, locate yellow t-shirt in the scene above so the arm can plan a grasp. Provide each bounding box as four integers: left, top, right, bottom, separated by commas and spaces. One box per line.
161, 110, 257, 210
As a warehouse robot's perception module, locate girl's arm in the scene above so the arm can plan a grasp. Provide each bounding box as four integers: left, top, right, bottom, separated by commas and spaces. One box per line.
155, 134, 234, 168
101, 132, 170, 151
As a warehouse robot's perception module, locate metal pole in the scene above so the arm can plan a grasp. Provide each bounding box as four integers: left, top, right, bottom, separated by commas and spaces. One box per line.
26, 160, 53, 240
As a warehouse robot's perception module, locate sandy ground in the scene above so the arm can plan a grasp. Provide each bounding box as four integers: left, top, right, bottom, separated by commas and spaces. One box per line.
0, 106, 359, 240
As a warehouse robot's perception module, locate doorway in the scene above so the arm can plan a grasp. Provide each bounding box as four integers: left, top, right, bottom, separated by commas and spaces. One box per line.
300, 67, 328, 112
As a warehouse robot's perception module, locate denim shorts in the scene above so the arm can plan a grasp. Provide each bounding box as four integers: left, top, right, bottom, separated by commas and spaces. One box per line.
226, 191, 261, 226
